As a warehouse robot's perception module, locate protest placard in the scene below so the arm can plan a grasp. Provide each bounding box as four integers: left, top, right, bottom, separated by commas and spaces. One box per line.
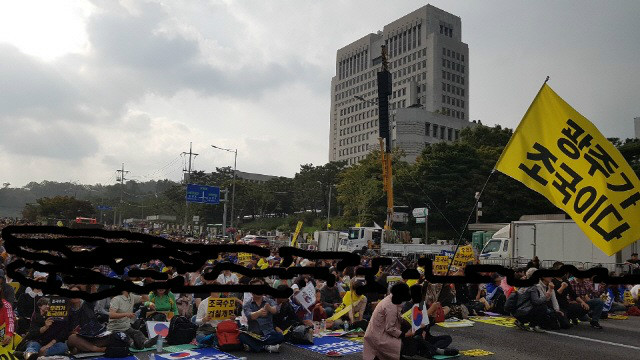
294, 282, 316, 312
237, 253, 252, 265
206, 298, 236, 320
46, 297, 70, 320
433, 256, 450, 275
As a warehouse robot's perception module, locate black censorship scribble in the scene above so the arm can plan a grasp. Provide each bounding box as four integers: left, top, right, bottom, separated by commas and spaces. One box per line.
2, 226, 639, 301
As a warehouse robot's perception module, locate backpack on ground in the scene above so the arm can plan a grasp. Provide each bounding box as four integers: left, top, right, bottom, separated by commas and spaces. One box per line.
216, 320, 242, 351
288, 324, 314, 345
104, 331, 132, 358
166, 315, 197, 345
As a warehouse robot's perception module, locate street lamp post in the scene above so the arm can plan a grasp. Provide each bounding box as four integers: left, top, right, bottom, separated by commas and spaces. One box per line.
211, 145, 237, 228
327, 185, 333, 230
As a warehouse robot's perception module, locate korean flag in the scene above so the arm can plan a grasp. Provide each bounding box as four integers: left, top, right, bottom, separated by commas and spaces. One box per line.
411, 303, 429, 332
157, 350, 200, 359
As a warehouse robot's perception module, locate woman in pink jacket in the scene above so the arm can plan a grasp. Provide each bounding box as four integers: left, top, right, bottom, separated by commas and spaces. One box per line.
363, 283, 412, 360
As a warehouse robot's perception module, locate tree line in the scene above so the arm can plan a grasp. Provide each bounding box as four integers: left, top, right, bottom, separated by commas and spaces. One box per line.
9, 125, 640, 240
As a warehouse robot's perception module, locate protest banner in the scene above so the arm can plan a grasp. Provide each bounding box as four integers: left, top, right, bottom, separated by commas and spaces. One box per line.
469, 316, 516, 328
496, 83, 640, 256
206, 298, 236, 320
46, 297, 70, 320
328, 304, 351, 321
291, 221, 303, 247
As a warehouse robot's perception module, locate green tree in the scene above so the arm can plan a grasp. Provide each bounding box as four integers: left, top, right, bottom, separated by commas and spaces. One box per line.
23, 196, 96, 223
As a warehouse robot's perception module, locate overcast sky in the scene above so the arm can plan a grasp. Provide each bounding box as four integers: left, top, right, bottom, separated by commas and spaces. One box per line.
1, 0, 639, 187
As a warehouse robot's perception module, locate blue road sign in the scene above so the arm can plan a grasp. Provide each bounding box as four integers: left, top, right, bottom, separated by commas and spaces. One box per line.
186, 184, 220, 204
97, 205, 113, 211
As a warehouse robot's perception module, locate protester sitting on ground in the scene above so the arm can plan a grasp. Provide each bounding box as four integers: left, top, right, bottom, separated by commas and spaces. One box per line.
602, 284, 628, 314
239, 279, 284, 353
320, 280, 343, 318
24, 297, 69, 360
66, 286, 110, 354
194, 286, 240, 347
15, 273, 45, 335
551, 263, 583, 327
0, 284, 16, 349
107, 289, 150, 349
216, 269, 239, 286
273, 285, 301, 335
0, 269, 16, 306
330, 279, 368, 330
537, 275, 570, 329
484, 274, 507, 314
311, 288, 328, 321
143, 288, 178, 320
569, 276, 604, 329
423, 281, 450, 319
513, 268, 552, 332
363, 283, 458, 360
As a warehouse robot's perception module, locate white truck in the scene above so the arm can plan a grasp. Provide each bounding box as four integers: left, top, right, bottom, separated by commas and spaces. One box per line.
479, 220, 640, 271
338, 226, 453, 256
312, 231, 347, 252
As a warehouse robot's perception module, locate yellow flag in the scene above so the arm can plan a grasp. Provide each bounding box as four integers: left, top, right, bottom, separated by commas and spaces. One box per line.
496, 83, 640, 256
290, 221, 303, 247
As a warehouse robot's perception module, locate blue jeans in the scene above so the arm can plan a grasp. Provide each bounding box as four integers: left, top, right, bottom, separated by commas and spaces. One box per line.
238, 332, 284, 352
586, 299, 604, 321
195, 333, 218, 347
25, 341, 69, 356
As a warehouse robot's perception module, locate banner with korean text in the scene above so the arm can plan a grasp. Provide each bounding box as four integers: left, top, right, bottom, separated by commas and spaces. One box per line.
496, 83, 640, 256
206, 298, 236, 320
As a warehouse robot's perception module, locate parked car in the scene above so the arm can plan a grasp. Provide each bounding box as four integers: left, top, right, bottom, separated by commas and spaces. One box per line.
242, 235, 270, 247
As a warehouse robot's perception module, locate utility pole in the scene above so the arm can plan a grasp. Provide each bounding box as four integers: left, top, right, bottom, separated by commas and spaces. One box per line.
116, 163, 129, 227
182, 142, 198, 233
211, 145, 237, 228
221, 188, 228, 238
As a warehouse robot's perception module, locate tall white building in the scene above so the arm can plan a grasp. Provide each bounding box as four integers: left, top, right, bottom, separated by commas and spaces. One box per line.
329, 4, 470, 164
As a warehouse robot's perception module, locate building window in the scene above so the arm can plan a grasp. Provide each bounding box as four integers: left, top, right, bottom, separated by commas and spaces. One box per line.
455, 130, 460, 140
440, 127, 445, 139
448, 128, 453, 141
425, 122, 431, 136
432, 124, 438, 137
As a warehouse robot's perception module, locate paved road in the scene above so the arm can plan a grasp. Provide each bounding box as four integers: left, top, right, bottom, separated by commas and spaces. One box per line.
247, 316, 640, 359
132, 316, 639, 359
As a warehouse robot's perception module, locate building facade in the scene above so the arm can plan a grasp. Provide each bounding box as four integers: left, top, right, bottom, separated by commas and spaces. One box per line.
329, 4, 470, 164
393, 107, 478, 162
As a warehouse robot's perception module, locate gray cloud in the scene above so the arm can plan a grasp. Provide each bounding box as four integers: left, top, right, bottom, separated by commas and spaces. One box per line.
1, 0, 639, 187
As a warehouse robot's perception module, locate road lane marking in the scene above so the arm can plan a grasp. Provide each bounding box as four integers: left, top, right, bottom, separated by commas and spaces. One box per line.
545, 330, 640, 350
